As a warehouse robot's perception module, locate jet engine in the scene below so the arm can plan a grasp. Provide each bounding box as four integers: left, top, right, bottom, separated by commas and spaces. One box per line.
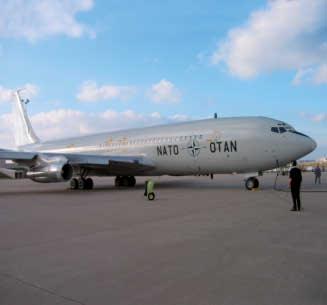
26, 155, 73, 183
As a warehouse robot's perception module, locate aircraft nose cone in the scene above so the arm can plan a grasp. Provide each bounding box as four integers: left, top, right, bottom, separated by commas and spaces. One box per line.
307, 136, 317, 153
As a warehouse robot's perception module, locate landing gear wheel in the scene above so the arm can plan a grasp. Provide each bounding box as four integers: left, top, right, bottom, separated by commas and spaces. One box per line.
245, 177, 259, 190
85, 177, 94, 190
70, 178, 78, 190
128, 176, 136, 187
78, 178, 86, 190
115, 176, 136, 187
147, 192, 155, 201
122, 176, 130, 187
115, 176, 122, 187
254, 178, 259, 189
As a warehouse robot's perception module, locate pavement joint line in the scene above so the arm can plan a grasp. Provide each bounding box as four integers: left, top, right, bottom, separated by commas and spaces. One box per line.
0, 272, 87, 305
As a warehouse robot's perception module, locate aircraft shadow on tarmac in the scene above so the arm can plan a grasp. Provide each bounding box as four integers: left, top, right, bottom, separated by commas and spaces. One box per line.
0, 179, 264, 196
0, 175, 325, 196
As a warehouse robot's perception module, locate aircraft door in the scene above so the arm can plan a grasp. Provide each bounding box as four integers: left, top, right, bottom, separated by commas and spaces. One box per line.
268, 127, 282, 166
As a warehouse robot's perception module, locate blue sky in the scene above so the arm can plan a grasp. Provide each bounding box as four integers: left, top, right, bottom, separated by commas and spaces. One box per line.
0, 0, 326, 159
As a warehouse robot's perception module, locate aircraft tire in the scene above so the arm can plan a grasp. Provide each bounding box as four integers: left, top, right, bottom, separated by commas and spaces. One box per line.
128, 176, 136, 187
245, 177, 259, 190
78, 178, 86, 190
70, 178, 79, 190
147, 192, 155, 201
245, 179, 253, 190
115, 176, 136, 187
115, 176, 122, 187
122, 176, 130, 187
253, 178, 259, 189
85, 177, 94, 190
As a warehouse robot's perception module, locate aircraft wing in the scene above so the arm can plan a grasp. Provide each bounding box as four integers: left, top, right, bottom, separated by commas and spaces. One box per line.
0, 149, 154, 175
65, 153, 154, 174
0, 149, 37, 161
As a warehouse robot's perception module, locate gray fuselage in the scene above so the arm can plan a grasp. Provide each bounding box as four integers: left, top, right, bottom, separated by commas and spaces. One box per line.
23, 116, 316, 176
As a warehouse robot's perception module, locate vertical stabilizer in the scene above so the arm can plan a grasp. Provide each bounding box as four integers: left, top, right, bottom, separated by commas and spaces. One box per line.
12, 90, 40, 148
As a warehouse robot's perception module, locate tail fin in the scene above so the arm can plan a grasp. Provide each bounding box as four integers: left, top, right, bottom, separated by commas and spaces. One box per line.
12, 89, 40, 148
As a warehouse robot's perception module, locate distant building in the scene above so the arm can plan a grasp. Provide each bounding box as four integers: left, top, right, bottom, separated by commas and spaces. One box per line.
298, 156, 327, 172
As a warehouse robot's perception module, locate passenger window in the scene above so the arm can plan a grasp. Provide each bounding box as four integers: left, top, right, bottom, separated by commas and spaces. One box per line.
271, 127, 279, 133
279, 127, 286, 133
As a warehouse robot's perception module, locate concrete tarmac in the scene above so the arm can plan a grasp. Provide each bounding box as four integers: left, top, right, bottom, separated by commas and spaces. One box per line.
0, 173, 326, 305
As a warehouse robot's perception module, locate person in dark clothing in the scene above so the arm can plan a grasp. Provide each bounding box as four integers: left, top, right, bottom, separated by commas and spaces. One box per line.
314, 165, 321, 184
289, 160, 302, 211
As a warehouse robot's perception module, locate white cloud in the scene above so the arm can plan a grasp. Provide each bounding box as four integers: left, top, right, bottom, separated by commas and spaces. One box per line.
150, 112, 162, 119
23, 84, 39, 98
77, 81, 136, 102
148, 79, 181, 104
211, 0, 327, 83
292, 67, 314, 86
300, 112, 327, 123
0, 87, 13, 103
0, 108, 190, 148
314, 64, 327, 85
0, 84, 39, 103
292, 64, 327, 85
0, 0, 95, 41
169, 114, 189, 121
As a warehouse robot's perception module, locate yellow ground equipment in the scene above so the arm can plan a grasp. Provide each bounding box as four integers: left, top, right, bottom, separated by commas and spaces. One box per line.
144, 180, 155, 200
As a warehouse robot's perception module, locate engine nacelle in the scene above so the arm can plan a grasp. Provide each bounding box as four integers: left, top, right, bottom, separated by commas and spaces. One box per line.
26, 155, 73, 183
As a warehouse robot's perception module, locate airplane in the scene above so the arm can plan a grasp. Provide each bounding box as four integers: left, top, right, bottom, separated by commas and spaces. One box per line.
0, 90, 317, 190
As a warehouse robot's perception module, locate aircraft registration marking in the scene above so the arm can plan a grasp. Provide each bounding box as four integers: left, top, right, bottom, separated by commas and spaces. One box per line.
157, 140, 238, 157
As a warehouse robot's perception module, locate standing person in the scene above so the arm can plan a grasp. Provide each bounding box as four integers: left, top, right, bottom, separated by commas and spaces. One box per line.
289, 161, 302, 211
314, 164, 321, 184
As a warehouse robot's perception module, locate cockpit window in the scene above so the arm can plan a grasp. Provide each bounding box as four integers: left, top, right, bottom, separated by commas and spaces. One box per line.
279, 127, 287, 133
271, 125, 308, 137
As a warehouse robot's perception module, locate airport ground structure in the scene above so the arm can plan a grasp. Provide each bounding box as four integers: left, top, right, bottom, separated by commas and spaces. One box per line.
298, 158, 327, 172
0, 173, 326, 305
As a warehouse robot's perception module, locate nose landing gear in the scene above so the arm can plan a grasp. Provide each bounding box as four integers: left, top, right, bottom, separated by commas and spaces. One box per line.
245, 177, 259, 190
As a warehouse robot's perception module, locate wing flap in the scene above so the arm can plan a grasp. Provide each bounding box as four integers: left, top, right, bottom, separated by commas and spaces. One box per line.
66, 154, 154, 174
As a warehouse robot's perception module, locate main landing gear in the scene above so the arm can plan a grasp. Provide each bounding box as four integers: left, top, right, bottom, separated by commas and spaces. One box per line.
70, 177, 94, 190
115, 176, 136, 187
245, 177, 259, 190
70, 176, 136, 190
